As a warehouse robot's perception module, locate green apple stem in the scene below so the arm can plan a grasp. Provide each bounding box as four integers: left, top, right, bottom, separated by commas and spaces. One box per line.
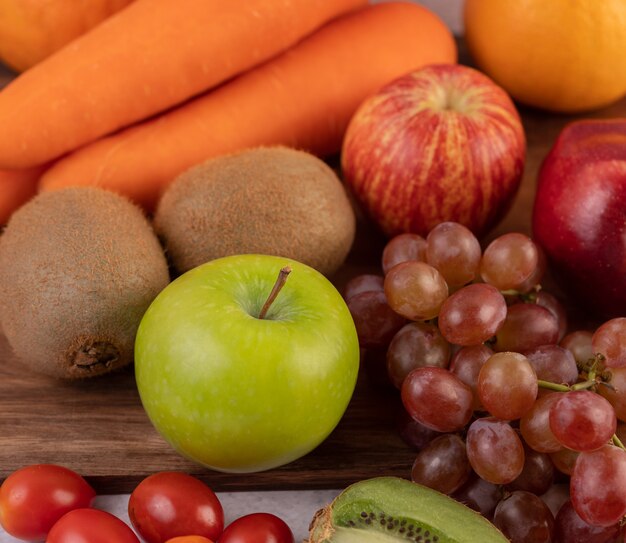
258, 266, 292, 320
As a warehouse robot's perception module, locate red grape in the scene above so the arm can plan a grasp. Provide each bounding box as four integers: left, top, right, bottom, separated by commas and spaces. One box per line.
386, 322, 450, 389
540, 484, 571, 518
570, 445, 626, 527
526, 344, 579, 386
535, 291, 568, 342
425, 222, 481, 286
493, 491, 555, 543
592, 318, 626, 368
493, 303, 560, 353
438, 283, 507, 346
555, 499, 622, 543
561, 330, 594, 364
382, 233, 427, 274
396, 409, 441, 451
449, 344, 493, 410
411, 434, 471, 495
477, 352, 538, 420
549, 391, 616, 452
401, 367, 473, 432
550, 448, 580, 476
480, 233, 541, 292
343, 274, 384, 301
507, 445, 555, 496
384, 261, 448, 320
347, 291, 406, 348
466, 417, 525, 484
452, 474, 502, 519
520, 393, 563, 453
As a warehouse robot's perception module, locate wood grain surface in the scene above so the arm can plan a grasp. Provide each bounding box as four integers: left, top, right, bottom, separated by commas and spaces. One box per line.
0, 53, 624, 493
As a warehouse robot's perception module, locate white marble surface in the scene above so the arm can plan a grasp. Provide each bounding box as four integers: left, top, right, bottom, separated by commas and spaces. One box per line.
0, 489, 341, 542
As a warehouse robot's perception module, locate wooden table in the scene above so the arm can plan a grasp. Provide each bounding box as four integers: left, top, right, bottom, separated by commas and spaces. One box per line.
0, 57, 624, 493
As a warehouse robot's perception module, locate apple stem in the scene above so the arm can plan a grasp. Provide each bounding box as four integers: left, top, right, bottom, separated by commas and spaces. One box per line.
258, 266, 292, 320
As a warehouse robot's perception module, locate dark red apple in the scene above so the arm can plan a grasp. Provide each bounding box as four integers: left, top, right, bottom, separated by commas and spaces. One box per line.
341, 64, 526, 237
533, 119, 626, 319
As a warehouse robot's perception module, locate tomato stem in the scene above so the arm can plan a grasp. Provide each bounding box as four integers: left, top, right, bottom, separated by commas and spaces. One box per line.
258, 266, 292, 319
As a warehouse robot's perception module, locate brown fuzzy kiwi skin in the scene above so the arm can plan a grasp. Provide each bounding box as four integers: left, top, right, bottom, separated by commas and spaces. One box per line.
154, 146, 356, 277
0, 187, 170, 379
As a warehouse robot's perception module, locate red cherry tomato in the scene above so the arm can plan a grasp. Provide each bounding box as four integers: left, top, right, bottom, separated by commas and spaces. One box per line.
46, 508, 140, 543
128, 472, 224, 543
0, 464, 95, 540
166, 537, 214, 543
219, 513, 294, 543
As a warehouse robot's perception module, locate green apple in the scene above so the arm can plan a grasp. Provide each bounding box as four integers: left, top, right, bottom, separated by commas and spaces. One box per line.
134, 254, 360, 473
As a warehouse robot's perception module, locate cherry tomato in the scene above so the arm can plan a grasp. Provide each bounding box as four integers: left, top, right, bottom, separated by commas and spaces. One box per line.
0, 464, 95, 540
166, 537, 214, 543
219, 513, 294, 543
47, 508, 140, 543
128, 472, 224, 543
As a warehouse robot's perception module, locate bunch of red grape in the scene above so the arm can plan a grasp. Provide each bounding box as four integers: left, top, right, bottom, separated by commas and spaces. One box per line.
344, 222, 626, 543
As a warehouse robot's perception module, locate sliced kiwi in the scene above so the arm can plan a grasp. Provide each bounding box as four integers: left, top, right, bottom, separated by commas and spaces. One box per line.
0, 187, 170, 379
154, 146, 356, 277
308, 477, 507, 542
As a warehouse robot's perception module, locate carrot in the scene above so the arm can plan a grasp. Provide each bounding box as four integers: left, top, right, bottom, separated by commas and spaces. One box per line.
0, 166, 46, 225
0, 0, 367, 169
40, 2, 457, 211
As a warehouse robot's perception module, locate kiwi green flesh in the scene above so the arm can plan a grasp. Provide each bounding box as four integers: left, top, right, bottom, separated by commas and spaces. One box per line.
309, 478, 507, 543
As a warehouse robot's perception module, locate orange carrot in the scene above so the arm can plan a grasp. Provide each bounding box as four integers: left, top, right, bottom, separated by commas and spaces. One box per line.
0, 166, 46, 224
40, 2, 457, 211
0, 0, 367, 169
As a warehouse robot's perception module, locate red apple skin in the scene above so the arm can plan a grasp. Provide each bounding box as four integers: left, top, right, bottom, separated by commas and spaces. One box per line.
533, 119, 626, 319
341, 64, 525, 237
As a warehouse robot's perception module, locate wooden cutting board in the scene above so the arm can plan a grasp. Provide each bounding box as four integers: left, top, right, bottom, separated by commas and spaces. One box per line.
0, 57, 624, 494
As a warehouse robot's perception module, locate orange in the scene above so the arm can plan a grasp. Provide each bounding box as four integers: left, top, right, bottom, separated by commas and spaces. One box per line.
0, 0, 134, 72
464, 0, 626, 113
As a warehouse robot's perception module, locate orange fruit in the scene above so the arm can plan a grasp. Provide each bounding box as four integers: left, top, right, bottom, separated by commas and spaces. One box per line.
0, 0, 134, 72
464, 0, 626, 113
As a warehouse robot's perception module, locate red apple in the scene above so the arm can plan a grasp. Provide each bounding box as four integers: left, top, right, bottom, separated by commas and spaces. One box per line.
533, 119, 626, 319
341, 64, 525, 237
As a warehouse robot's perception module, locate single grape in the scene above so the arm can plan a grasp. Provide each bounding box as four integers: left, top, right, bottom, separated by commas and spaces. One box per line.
396, 408, 441, 451
382, 233, 427, 275
480, 233, 541, 292
438, 283, 507, 346
517, 245, 547, 294
384, 261, 448, 321
411, 434, 471, 495
549, 391, 616, 452
386, 322, 450, 389
561, 330, 594, 365
526, 344, 579, 386
452, 473, 502, 519
592, 318, 626, 368
535, 291, 568, 342
477, 352, 538, 420
346, 291, 405, 348
598, 367, 626, 422
466, 417, 525, 484
401, 367, 473, 432
493, 491, 555, 543
570, 445, 626, 527
555, 499, 622, 543
493, 303, 560, 353
449, 344, 494, 410
343, 274, 384, 302
425, 222, 481, 287
520, 393, 563, 453
507, 445, 555, 496
550, 448, 579, 476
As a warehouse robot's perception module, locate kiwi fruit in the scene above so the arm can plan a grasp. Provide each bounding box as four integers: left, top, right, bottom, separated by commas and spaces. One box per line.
154, 146, 356, 276
308, 477, 508, 542
0, 187, 170, 379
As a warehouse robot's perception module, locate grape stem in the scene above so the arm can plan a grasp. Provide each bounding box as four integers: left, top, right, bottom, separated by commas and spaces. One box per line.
613, 434, 626, 452
258, 266, 292, 320
537, 379, 597, 392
